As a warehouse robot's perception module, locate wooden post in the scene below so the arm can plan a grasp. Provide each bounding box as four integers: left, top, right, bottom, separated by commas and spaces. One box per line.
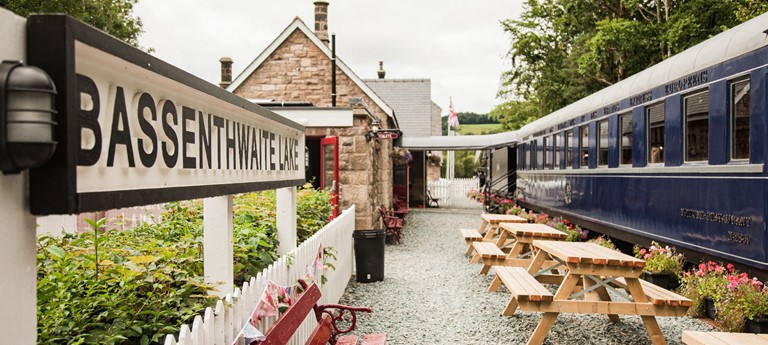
277, 187, 298, 255
204, 195, 234, 297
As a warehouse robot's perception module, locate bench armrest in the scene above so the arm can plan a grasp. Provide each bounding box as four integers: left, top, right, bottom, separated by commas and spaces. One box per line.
315, 304, 373, 344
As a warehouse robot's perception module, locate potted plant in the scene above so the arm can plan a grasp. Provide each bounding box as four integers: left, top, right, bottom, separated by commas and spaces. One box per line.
680, 261, 731, 318
588, 236, 619, 251
633, 241, 685, 290
716, 272, 768, 332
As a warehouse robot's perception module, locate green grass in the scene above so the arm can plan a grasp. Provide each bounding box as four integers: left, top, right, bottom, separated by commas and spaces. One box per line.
453, 123, 503, 135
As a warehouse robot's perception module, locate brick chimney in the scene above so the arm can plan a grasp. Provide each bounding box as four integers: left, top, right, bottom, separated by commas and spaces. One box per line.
219, 57, 233, 89
314, 1, 330, 45
377, 61, 386, 79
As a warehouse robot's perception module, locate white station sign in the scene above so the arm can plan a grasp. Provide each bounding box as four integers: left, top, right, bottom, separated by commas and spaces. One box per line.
27, 15, 305, 214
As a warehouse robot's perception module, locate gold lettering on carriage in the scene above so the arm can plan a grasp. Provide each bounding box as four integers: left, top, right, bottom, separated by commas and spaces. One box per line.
680, 208, 752, 228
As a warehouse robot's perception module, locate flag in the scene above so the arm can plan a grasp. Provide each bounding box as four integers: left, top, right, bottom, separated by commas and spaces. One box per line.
447, 98, 459, 128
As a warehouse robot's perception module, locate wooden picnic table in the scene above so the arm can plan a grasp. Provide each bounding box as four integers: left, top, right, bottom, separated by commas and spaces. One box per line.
463, 214, 527, 256
494, 240, 690, 345
473, 223, 567, 274
683, 331, 768, 345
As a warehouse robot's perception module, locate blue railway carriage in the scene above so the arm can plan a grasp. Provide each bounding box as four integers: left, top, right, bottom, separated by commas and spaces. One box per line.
512, 12, 768, 275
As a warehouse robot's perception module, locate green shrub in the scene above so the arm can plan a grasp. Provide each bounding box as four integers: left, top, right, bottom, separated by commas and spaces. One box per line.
37, 186, 332, 344
37, 218, 215, 345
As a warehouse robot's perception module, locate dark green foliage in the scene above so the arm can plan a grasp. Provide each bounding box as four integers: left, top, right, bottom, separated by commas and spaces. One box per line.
0, 0, 144, 48
494, 0, 768, 129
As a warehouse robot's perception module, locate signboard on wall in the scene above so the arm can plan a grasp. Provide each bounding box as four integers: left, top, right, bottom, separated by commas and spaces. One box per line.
27, 15, 305, 215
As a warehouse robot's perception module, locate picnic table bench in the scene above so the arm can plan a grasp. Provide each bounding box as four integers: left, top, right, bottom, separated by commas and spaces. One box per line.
462, 214, 527, 256
682, 331, 768, 345
260, 280, 385, 345
472, 223, 567, 275
492, 241, 690, 345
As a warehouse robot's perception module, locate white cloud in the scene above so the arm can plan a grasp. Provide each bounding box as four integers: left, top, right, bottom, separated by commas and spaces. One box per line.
133, 0, 522, 113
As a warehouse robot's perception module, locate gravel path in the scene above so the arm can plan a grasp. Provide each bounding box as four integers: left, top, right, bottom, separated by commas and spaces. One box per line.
338, 208, 716, 344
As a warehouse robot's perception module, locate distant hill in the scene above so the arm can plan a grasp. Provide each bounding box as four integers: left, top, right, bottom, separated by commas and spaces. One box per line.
441, 112, 501, 135
455, 123, 504, 135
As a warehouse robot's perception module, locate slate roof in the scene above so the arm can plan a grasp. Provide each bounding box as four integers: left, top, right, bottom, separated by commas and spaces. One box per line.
364, 79, 433, 137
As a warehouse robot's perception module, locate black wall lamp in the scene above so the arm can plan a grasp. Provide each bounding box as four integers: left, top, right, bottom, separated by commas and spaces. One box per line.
0, 60, 57, 174
365, 117, 401, 142
364, 118, 381, 142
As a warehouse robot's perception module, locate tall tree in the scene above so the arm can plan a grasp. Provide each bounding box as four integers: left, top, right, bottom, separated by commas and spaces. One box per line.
494, 0, 767, 130
1, 0, 144, 48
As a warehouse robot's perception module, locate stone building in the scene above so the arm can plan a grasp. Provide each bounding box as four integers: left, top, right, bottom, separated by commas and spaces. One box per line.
364, 69, 442, 206
223, 2, 399, 230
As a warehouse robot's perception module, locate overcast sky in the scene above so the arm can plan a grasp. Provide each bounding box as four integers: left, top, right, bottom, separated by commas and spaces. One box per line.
133, 1, 523, 114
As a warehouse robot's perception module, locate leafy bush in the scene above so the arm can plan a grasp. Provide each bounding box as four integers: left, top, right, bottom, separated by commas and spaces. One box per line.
37, 218, 215, 345
38, 186, 332, 344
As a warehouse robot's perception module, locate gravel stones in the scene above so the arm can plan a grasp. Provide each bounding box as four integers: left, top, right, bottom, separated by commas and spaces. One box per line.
338, 209, 716, 344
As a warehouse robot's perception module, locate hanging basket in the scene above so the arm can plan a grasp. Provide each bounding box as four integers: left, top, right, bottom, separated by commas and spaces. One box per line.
392, 147, 412, 166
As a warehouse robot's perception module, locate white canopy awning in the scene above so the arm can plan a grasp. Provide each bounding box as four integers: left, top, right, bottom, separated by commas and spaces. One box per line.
400, 131, 518, 151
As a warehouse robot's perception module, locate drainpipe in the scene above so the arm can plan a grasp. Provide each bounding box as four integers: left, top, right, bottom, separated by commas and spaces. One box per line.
331, 34, 337, 107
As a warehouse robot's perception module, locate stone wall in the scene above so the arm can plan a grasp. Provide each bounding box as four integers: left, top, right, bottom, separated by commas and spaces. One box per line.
233, 29, 393, 230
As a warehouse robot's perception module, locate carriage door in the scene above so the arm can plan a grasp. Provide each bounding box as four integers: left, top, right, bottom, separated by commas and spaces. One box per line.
320, 136, 339, 219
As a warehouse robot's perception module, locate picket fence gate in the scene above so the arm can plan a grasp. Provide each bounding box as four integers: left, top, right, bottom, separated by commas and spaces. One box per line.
427, 178, 481, 208
164, 205, 356, 345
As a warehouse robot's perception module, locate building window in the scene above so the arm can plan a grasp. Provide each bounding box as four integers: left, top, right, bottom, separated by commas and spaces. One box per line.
580, 125, 589, 168
620, 113, 632, 165
685, 90, 709, 162
553, 134, 560, 169
647, 103, 665, 164
598, 120, 608, 167
566, 130, 573, 168
731, 78, 750, 160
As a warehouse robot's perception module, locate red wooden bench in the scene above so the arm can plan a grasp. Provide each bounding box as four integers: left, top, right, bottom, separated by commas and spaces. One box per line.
378, 206, 403, 243
260, 280, 385, 345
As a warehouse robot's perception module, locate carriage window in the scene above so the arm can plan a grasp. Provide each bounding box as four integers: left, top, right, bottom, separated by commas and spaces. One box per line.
553, 134, 560, 169
542, 137, 549, 169
598, 120, 608, 166
525, 143, 531, 170
647, 103, 665, 164
685, 91, 709, 162
620, 113, 632, 165
566, 130, 574, 168
537, 140, 544, 169
731, 79, 750, 160
580, 125, 589, 168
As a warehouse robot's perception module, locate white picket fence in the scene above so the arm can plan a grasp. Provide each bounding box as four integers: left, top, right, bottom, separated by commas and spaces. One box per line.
428, 178, 481, 208
164, 205, 356, 345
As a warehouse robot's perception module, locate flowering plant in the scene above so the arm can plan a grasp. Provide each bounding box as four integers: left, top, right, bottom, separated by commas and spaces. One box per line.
556, 218, 588, 242
588, 236, 618, 251
633, 241, 685, 276
707, 269, 768, 331
392, 147, 412, 165
680, 261, 732, 317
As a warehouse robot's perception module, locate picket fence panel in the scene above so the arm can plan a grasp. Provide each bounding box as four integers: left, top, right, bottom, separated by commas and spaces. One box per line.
428, 178, 481, 208
164, 205, 356, 345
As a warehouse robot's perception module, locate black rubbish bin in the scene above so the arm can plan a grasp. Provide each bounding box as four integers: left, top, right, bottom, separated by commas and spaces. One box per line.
353, 230, 385, 283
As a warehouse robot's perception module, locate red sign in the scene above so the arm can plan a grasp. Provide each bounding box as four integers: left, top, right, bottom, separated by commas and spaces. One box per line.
376, 132, 399, 140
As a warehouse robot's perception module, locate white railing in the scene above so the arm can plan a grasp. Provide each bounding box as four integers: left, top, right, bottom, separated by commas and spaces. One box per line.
164, 205, 356, 345
428, 178, 481, 208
